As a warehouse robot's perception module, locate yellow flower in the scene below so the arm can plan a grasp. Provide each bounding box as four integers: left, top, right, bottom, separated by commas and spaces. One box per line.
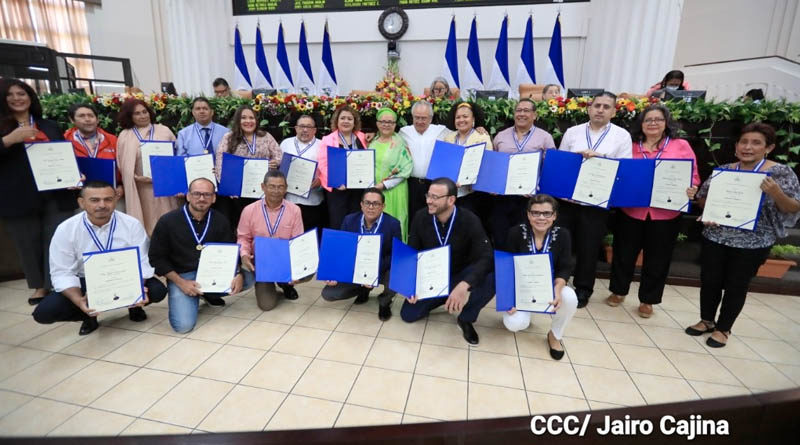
558, 107, 565, 114
252, 104, 261, 112
548, 99, 558, 106
567, 102, 578, 110
102, 98, 112, 106
403, 99, 410, 107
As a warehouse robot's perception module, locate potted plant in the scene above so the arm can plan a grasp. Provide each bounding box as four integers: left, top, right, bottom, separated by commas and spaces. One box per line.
757, 244, 800, 279
603, 233, 643, 267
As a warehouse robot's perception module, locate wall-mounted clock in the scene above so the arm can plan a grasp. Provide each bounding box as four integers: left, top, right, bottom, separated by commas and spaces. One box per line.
378, 7, 409, 41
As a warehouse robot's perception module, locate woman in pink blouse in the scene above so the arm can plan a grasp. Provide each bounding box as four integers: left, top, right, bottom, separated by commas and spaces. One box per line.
317, 106, 368, 230
214, 105, 282, 231
605, 104, 700, 318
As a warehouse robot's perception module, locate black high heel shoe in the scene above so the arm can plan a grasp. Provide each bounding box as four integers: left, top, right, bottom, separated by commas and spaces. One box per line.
685, 320, 715, 336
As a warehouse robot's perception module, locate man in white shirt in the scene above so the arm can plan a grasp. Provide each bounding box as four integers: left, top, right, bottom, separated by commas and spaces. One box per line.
399, 101, 450, 221
557, 91, 633, 308
175, 97, 229, 158
32, 181, 166, 335
279, 114, 326, 231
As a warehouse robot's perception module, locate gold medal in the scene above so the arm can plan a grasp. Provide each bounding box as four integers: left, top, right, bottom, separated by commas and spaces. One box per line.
196, 244, 204, 250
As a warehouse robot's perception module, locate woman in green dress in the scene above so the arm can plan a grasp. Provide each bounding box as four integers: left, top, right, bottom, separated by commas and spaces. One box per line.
370, 108, 413, 241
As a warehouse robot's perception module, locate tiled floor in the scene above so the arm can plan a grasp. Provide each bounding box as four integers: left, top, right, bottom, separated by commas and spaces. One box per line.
0, 278, 798, 437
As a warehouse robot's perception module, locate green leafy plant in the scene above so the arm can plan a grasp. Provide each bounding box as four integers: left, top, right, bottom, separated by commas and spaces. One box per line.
769, 244, 800, 259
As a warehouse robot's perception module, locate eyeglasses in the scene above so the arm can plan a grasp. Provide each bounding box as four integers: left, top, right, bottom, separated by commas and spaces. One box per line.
189, 192, 214, 199
515, 108, 535, 113
361, 200, 384, 208
432, 87, 446, 93
644, 117, 666, 124
296, 124, 316, 130
425, 193, 450, 200
377, 120, 396, 125
265, 184, 287, 191
528, 210, 554, 218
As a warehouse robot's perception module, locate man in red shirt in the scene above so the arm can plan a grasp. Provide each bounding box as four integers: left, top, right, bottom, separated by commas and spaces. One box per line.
64, 103, 123, 198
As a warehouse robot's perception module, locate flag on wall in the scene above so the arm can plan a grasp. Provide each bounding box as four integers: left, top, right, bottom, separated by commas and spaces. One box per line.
275, 22, 294, 92
513, 15, 536, 96
296, 21, 315, 95
462, 16, 483, 96
253, 25, 273, 89
542, 14, 566, 91
233, 26, 252, 90
318, 21, 338, 96
440, 17, 460, 90
487, 15, 511, 95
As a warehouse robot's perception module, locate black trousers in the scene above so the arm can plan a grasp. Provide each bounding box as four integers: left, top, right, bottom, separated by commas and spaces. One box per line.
408, 177, 431, 222
326, 189, 361, 230
400, 268, 495, 324
215, 196, 257, 236
297, 202, 327, 236
32, 277, 167, 324
609, 212, 681, 304
556, 201, 609, 299
700, 239, 769, 333
489, 195, 527, 251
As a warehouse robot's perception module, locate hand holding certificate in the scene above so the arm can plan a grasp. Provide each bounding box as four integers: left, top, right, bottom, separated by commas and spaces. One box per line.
25, 141, 82, 191
701, 169, 767, 230
140, 141, 174, 178
83, 247, 145, 313
389, 239, 450, 300
195, 243, 240, 293
650, 159, 693, 212
494, 250, 556, 314
280, 154, 317, 198
318, 229, 381, 286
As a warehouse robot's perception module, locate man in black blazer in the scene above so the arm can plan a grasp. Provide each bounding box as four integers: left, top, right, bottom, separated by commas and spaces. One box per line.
321, 188, 401, 321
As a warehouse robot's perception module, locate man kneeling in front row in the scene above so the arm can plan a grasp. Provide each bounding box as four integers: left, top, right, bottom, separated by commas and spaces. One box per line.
32, 181, 166, 335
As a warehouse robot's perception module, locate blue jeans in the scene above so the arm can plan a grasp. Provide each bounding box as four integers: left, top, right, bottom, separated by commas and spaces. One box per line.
168, 271, 251, 333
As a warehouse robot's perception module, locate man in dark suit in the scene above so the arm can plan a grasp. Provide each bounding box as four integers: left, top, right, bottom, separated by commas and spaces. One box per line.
321, 188, 401, 321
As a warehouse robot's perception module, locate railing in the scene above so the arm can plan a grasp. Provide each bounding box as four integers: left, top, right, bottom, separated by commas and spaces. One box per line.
56, 52, 132, 94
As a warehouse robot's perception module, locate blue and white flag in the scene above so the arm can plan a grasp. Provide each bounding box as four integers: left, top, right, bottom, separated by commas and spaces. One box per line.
543, 14, 566, 92
462, 16, 483, 97
440, 17, 460, 91
296, 21, 315, 95
513, 15, 536, 97
252, 25, 273, 90
487, 15, 511, 95
233, 26, 252, 91
317, 21, 338, 96
275, 22, 294, 93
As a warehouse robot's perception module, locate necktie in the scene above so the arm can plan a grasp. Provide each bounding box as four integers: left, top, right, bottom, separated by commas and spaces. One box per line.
202, 128, 211, 146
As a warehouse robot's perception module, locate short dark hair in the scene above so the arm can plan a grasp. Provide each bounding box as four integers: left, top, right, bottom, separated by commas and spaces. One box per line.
191, 97, 212, 109
361, 187, 385, 203
516, 98, 537, 111
212, 78, 230, 88
738, 122, 776, 147
631, 103, 680, 143
660, 70, 685, 89
68, 103, 97, 120
189, 177, 215, 191
80, 180, 114, 196
263, 169, 286, 184
527, 194, 559, 212
117, 99, 155, 129
293, 113, 319, 128
430, 177, 457, 197
595, 91, 617, 102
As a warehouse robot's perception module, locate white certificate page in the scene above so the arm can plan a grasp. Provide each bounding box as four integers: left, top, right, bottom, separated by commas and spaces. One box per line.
26, 141, 82, 191
346, 150, 375, 189
83, 248, 144, 313
457, 143, 486, 185
195, 243, 239, 293
701, 170, 766, 231
140, 142, 174, 178
513, 254, 556, 314
352, 234, 381, 286
286, 156, 317, 198
505, 152, 541, 195
289, 230, 319, 281
416, 245, 450, 299
184, 154, 217, 188
572, 157, 619, 207
240, 159, 270, 198
651, 159, 693, 212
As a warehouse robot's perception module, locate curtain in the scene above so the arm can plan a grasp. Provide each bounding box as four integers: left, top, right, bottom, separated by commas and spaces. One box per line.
0, 0, 94, 87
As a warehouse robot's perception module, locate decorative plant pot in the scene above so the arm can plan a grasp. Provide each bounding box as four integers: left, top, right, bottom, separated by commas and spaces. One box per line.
756, 259, 797, 279
604, 246, 643, 267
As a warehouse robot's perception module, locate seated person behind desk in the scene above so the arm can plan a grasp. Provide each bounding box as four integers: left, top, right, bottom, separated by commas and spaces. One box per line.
33, 181, 166, 335
149, 178, 245, 334
645, 70, 690, 98
322, 188, 402, 321
237, 170, 309, 311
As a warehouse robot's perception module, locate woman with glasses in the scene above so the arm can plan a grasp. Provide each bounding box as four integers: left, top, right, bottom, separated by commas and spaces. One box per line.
214, 105, 282, 232
369, 108, 413, 240
503, 194, 578, 360
428, 77, 452, 100
605, 104, 700, 318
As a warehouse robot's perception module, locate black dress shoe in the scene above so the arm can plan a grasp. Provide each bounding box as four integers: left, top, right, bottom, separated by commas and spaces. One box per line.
128, 307, 147, 322
576, 297, 589, 309
28, 297, 44, 306
204, 296, 226, 306
354, 289, 370, 305
457, 319, 479, 345
79, 317, 99, 335
281, 286, 299, 300
378, 304, 392, 321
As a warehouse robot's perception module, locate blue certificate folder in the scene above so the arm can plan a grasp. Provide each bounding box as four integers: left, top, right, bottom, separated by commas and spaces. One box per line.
217, 153, 268, 197
473, 151, 540, 194
608, 158, 694, 211
389, 239, 450, 299
538, 149, 583, 199
82, 246, 145, 311
279, 154, 318, 199
425, 140, 486, 182
150, 154, 213, 197
317, 229, 381, 285
254, 229, 318, 283
76, 157, 116, 188
326, 146, 375, 188
494, 250, 555, 314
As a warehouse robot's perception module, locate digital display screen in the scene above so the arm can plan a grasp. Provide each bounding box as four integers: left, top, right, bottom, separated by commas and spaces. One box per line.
233, 0, 586, 16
